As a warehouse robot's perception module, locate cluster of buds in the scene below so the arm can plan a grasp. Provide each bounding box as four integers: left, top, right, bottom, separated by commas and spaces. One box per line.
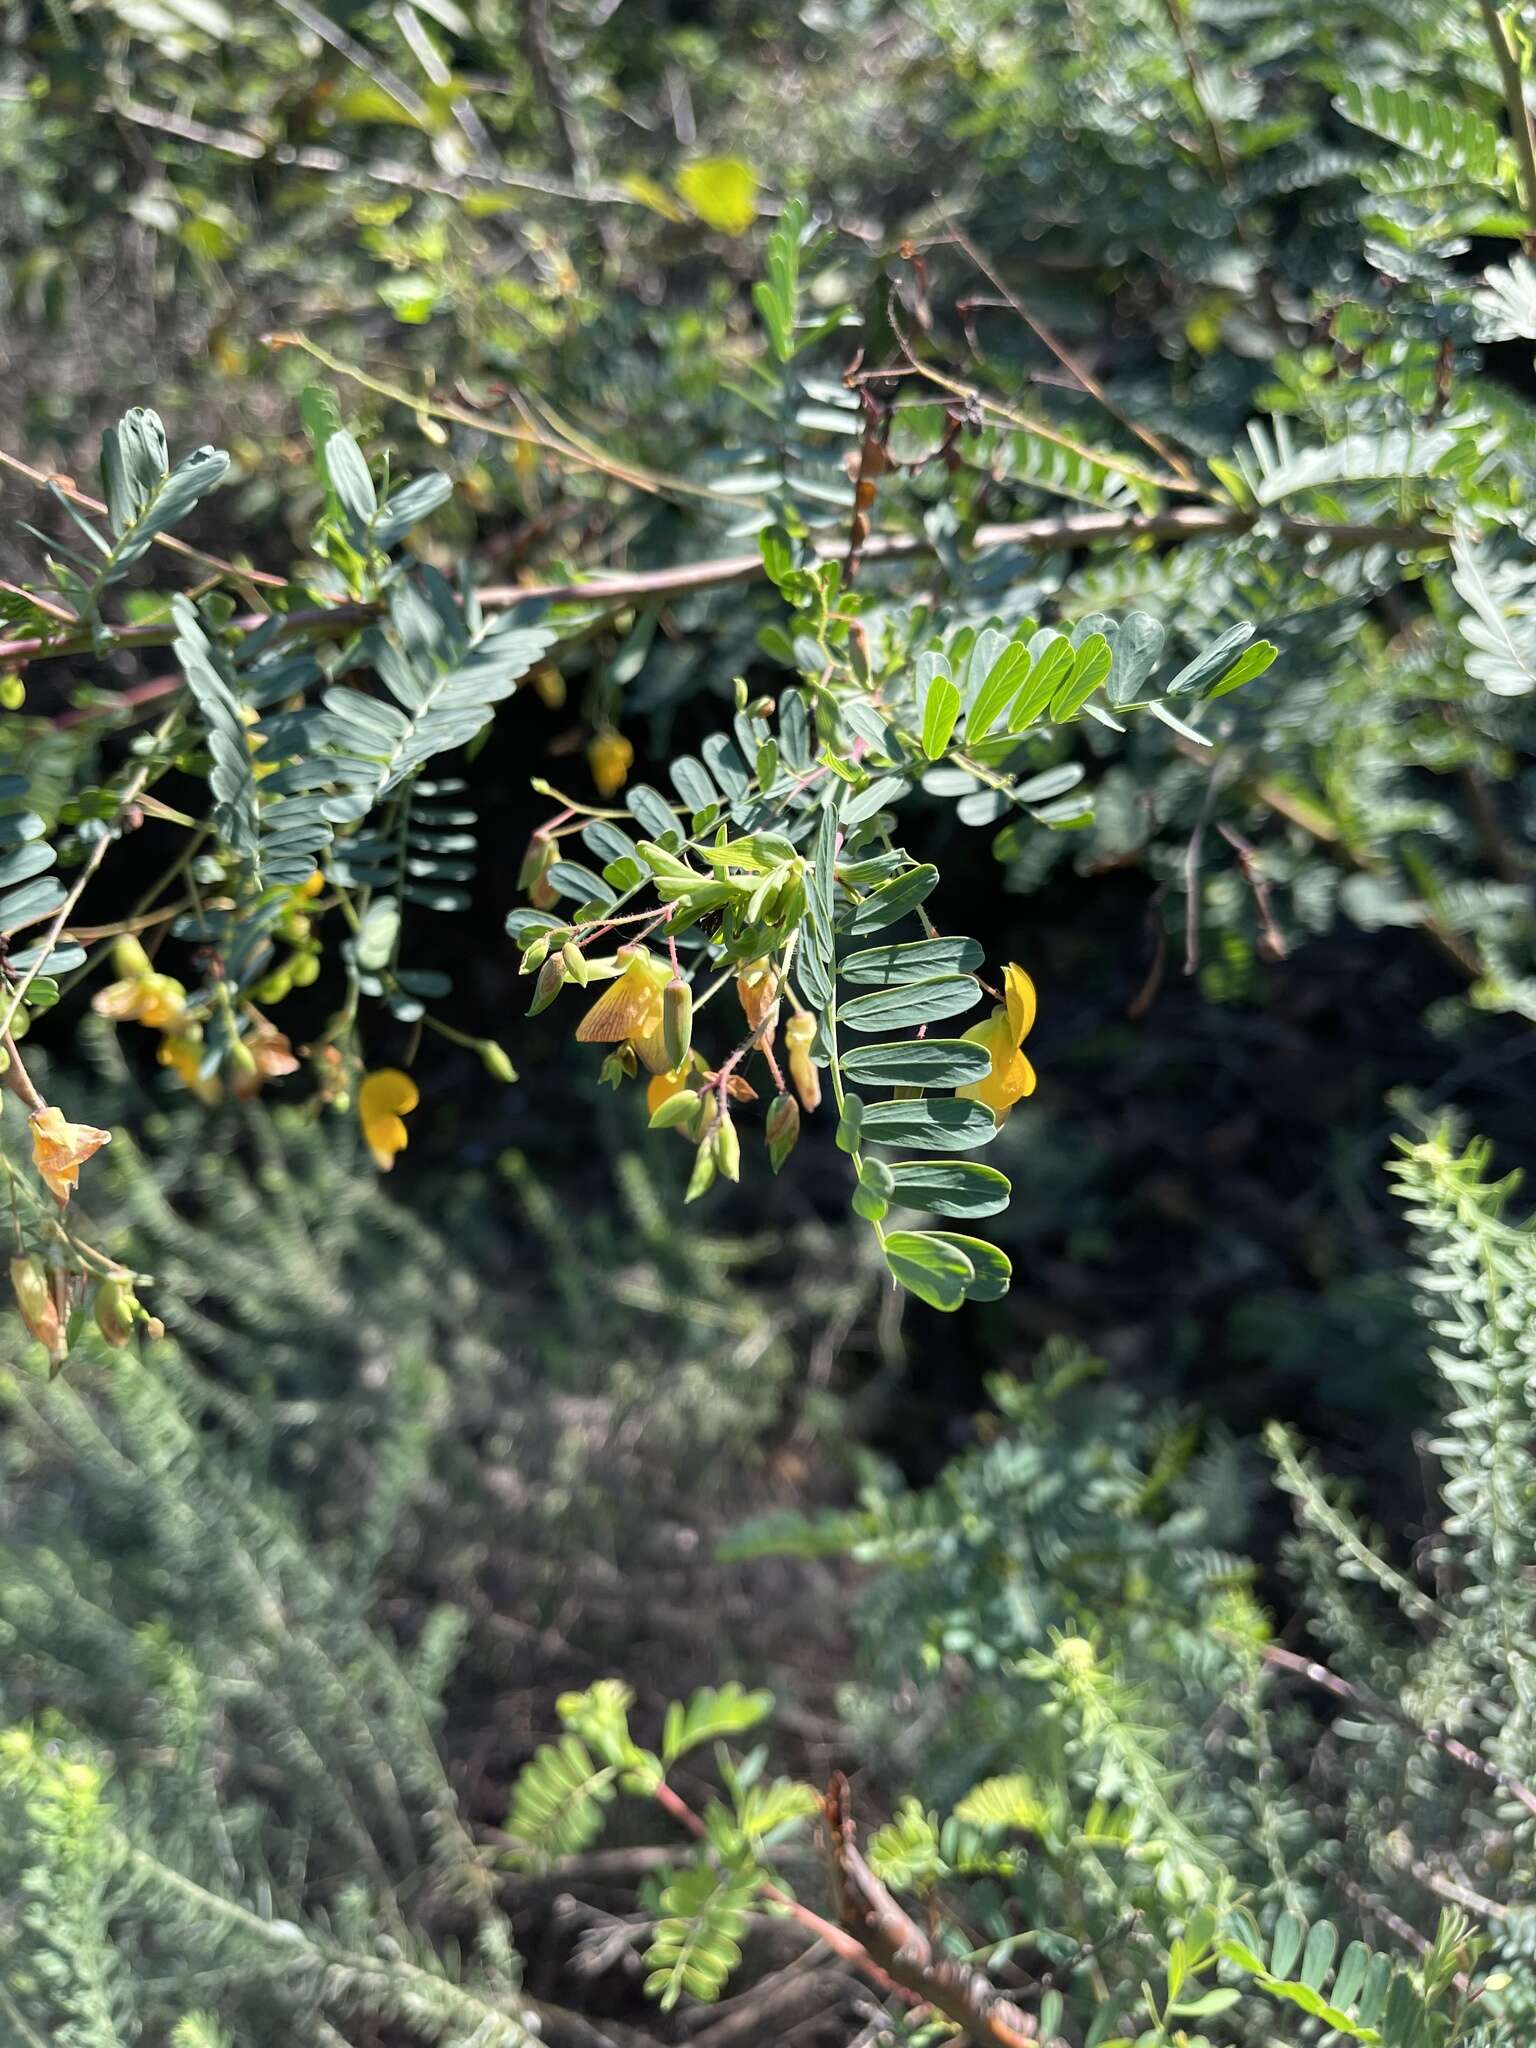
9, 1253, 162, 1373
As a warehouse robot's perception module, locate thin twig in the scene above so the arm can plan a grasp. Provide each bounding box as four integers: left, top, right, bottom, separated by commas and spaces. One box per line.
1262, 1643, 1536, 1824
823, 1774, 1044, 2046
1479, 0, 1536, 247
941, 219, 1198, 487
11, 505, 1448, 683
269, 0, 432, 127
0, 447, 286, 592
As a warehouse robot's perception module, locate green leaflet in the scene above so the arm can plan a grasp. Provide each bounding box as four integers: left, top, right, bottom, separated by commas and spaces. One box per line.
1050, 632, 1111, 720
838, 975, 980, 1033
1165, 621, 1254, 696
929, 1233, 1011, 1302
840, 936, 985, 984
963, 642, 1031, 742
887, 1159, 1012, 1217
860, 1098, 998, 1151
837, 1039, 992, 1087
922, 671, 961, 758
841, 864, 939, 935
884, 1230, 975, 1311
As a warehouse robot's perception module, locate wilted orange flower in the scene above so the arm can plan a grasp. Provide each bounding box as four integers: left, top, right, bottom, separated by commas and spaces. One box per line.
10, 1255, 65, 1362
956, 963, 1037, 1123
29, 1107, 111, 1205
232, 1019, 300, 1099
588, 730, 634, 798
359, 1068, 419, 1171
575, 948, 673, 1074
735, 958, 780, 1032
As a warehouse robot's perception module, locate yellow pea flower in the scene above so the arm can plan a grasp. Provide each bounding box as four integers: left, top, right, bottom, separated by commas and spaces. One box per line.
588, 730, 634, 798
956, 963, 1038, 1124
92, 935, 188, 1032
29, 1107, 111, 1205
158, 1030, 224, 1105
358, 1068, 419, 1171
575, 947, 673, 1074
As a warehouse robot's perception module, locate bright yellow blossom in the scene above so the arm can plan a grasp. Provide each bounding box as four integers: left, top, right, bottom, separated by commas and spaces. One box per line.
358, 1069, 419, 1171
575, 947, 673, 1074
588, 730, 634, 798
29, 1107, 111, 1205
956, 963, 1037, 1124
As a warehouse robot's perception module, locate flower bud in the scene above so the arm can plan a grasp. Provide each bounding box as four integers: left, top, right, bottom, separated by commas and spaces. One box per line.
0, 673, 25, 711
113, 934, 154, 980
714, 1111, 741, 1183
520, 933, 552, 973
765, 1092, 800, 1174
10, 1256, 65, 1362
561, 941, 591, 987
93, 1275, 138, 1348
480, 1039, 517, 1084
784, 1011, 821, 1113
663, 978, 692, 1070
529, 955, 566, 1016
517, 829, 555, 892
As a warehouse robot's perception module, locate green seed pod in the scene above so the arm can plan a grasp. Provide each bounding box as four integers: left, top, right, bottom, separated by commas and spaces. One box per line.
662, 977, 692, 1070
713, 1111, 741, 1183
529, 955, 566, 1016
765, 1092, 800, 1174
289, 950, 321, 988
561, 941, 591, 987
649, 1088, 702, 1132
0, 674, 25, 711
685, 1132, 717, 1203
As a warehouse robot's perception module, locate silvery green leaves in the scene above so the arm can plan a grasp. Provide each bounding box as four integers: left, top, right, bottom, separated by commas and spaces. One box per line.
315, 573, 556, 813
0, 775, 74, 977
174, 599, 331, 897
1451, 536, 1536, 697
828, 906, 1014, 1311
98, 407, 229, 579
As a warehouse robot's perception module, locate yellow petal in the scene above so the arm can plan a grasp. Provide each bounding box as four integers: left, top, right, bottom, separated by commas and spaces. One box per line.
956, 1012, 1036, 1123
647, 1064, 692, 1115
1003, 963, 1036, 1047
575, 953, 668, 1046
358, 1068, 419, 1171
588, 731, 634, 798
158, 1032, 224, 1105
